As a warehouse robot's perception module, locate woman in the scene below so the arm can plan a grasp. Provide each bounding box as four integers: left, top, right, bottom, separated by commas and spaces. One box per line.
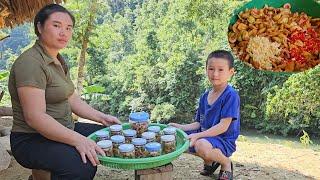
8, 4, 120, 180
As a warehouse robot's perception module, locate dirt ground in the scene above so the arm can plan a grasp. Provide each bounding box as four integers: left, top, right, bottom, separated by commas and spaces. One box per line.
1, 117, 319, 180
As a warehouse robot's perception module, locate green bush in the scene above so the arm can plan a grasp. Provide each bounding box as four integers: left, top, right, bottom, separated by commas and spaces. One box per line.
265, 65, 320, 136
230, 60, 290, 129
150, 103, 175, 123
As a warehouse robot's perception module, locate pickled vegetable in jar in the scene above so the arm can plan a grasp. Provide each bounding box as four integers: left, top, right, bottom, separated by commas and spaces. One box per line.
123, 129, 137, 144
145, 142, 161, 157
109, 124, 123, 136
97, 140, 113, 157
161, 135, 176, 154
163, 127, 177, 137
141, 131, 156, 143
110, 135, 125, 157
132, 138, 147, 158
148, 126, 161, 142
95, 130, 109, 142
119, 144, 135, 159
129, 112, 149, 137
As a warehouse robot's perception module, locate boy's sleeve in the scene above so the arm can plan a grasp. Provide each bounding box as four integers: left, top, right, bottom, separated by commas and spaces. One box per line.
194, 92, 205, 122
194, 107, 200, 122
14, 58, 47, 89
221, 92, 240, 121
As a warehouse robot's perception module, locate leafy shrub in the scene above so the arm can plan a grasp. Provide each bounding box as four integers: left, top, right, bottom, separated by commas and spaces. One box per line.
265, 65, 320, 136
150, 103, 175, 123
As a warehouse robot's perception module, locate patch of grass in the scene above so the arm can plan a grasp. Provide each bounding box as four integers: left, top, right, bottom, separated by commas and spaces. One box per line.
238, 129, 320, 152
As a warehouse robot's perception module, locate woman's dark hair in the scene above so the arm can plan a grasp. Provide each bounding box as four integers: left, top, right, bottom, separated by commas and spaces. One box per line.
206, 50, 234, 69
34, 4, 75, 37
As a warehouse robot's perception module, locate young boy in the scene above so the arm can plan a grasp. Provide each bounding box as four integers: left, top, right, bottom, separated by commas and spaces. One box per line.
169, 50, 240, 180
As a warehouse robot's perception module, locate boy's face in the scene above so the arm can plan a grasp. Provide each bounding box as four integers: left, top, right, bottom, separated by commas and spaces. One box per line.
206, 57, 234, 86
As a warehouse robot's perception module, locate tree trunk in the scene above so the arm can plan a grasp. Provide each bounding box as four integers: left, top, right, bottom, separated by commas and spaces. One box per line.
76, 1, 98, 94
0, 106, 12, 116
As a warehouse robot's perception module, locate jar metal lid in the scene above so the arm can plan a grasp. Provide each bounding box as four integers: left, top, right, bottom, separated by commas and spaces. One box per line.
97, 140, 112, 148
163, 127, 177, 135
161, 135, 175, 142
119, 144, 135, 153
95, 130, 109, 137
110, 124, 122, 132
142, 132, 155, 139
123, 129, 137, 137
148, 126, 160, 133
110, 135, 125, 143
145, 142, 161, 152
129, 112, 150, 122
132, 138, 147, 146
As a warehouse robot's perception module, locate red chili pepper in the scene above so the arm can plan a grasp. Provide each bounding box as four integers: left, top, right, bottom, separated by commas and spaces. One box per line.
288, 27, 320, 64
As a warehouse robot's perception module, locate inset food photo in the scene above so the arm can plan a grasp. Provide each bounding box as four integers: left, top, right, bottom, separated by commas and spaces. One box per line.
228, 0, 320, 72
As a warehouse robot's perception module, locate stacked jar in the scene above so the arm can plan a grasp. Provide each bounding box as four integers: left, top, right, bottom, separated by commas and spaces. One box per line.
110, 124, 123, 136
119, 144, 135, 159
161, 135, 176, 154
145, 142, 161, 157
110, 135, 125, 157
95, 130, 109, 142
123, 129, 137, 144
132, 138, 147, 158
97, 140, 113, 157
142, 132, 156, 143
163, 127, 177, 137
129, 112, 149, 137
148, 126, 161, 142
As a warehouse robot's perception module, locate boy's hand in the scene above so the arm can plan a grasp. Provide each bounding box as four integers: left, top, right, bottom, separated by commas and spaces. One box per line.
168, 123, 181, 129
188, 133, 200, 147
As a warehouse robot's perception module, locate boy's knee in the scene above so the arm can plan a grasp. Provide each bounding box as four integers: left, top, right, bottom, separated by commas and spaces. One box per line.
194, 139, 209, 153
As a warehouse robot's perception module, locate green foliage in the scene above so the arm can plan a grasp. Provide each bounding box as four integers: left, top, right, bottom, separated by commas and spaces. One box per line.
231, 61, 291, 129
265, 65, 320, 136
300, 130, 313, 147
150, 103, 175, 123
0, 70, 9, 81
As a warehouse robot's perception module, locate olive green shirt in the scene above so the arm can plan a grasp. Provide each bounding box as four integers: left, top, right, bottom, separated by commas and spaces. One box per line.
8, 41, 75, 133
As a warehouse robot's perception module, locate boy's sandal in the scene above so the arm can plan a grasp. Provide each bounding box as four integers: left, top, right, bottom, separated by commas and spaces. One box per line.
217, 162, 233, 180
200, 162, 220, 176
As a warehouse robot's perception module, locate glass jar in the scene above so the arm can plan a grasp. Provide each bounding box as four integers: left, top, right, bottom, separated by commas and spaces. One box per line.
110, 135, 125, 157
109, 124, 123, 136
145, 142, 161, 157
123, 129, 137, 144
141, 132, 156, 143
148, 126, 161, 142
95, 130, 109, 142
129, 112, 150, 137
132, 138, 147, 158
163, 127, 177, 137
161, 135, 176, 154
119, 144, 135, 159
97, 140, 113, 157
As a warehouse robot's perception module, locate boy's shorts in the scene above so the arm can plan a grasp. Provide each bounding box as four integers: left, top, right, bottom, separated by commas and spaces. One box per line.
185, 130, 234, 157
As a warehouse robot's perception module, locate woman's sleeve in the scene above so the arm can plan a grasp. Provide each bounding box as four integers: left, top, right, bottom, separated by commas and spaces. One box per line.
14, 58, 47, 89
221, 92, 240, 121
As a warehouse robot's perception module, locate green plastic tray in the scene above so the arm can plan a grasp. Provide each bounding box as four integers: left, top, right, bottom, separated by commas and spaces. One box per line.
88, 123, 189, 170
228, 0, 320, 74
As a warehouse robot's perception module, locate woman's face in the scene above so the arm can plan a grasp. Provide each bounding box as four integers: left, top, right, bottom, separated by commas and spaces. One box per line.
37, 12, 73, 51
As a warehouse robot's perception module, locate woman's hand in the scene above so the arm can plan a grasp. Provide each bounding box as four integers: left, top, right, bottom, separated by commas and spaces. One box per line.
74, 136, 105, 166
98, 113, 121, 126
188, 133, 200, 147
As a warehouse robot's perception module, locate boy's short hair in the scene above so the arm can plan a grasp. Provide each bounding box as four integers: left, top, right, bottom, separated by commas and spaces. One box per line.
206, 50, 234, 69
